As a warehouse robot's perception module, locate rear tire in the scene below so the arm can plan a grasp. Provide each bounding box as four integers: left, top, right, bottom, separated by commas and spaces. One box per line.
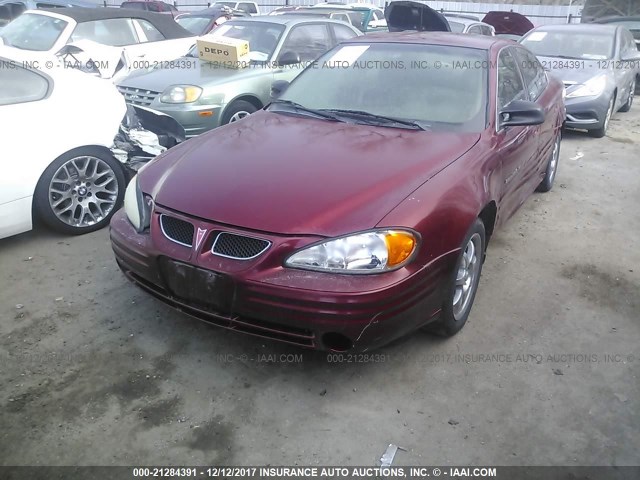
425, 218, 486, 337
34, 148, 125, 235
537, 130, 561, 193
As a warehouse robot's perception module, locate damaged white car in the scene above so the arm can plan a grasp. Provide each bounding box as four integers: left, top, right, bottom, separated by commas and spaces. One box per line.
0, 54, 184, 239
0, 7, 196, 81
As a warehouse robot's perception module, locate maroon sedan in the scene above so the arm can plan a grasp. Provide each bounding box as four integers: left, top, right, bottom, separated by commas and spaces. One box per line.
110, 33, 565, 352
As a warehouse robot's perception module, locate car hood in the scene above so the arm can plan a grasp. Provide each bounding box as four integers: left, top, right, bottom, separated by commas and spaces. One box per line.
118, 56, 266, 91
482, 11, 533, 35
384, 1, 451, 32
538, 56, 611, 84
140, 111, 480, 237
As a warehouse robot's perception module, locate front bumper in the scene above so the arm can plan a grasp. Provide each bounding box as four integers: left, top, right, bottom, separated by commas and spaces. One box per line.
564, 93, 610, 130
109, 209, 455, 351
145, 104, 223, 138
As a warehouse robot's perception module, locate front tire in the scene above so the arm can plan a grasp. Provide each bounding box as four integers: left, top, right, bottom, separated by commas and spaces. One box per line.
221, 100, 258, 125
619, 80, 634, 113
34, 148, 126, 235
537, 130, 561, 193
427, 218, 486, 337
589, 95, 614, 138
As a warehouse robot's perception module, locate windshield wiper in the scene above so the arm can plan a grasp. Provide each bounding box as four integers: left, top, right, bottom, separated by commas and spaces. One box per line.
269, 99, 343, 121
320, 109, 428, 131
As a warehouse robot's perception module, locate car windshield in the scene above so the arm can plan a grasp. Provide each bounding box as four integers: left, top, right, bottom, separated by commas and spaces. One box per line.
214, 1, 236, 7
521, 30, 615, 60
272, 43, 488, 132
448, 21, 465, 33
188, 21, 285, 62
176, 16, 212, 35
0, 13, 68, 51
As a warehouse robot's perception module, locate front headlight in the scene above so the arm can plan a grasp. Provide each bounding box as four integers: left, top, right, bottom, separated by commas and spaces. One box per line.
566, 75, 607, 98
124, 175, 152, 232
285, 229, 418, 274
160, 85, 202, 104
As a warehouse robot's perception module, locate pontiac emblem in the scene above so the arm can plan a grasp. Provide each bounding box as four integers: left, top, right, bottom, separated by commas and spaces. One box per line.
195, 227, 207, 251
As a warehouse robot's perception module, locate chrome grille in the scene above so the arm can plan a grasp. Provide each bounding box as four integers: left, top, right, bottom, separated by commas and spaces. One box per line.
160, 215, 194, 247
117, 86, 160, 106
212, 232, 270, 260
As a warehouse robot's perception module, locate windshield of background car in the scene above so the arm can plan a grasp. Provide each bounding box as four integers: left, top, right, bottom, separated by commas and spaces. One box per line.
213, 1, 236, 8
190, 21, 285, 62
121, 2, 146, 9
275, 43, 488, 132
521, 30, 615, 59
447, 21, 465, 33
0, 13, 68, 51
176, 16, 212, 35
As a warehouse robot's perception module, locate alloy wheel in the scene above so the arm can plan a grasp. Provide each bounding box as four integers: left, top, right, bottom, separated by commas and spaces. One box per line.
452, 233, 482, 320
548, 134, 560, 183
229, 111, 251, 122
48, 156, 119, 228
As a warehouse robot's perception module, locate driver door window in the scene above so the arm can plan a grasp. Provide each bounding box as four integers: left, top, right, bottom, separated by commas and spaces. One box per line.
497, 49, 527, 111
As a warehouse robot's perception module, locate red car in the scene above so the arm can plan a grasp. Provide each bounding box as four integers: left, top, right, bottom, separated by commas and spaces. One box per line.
110, 33, 565, 352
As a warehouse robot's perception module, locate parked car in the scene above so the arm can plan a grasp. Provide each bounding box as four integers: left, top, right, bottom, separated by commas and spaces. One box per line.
120, 0, 179, 18
482, 10, 534, 41
277, 6, 386, 33
0, 8, 195, 80
0, 0, 98, 27
116, 16, 362, 137
211, 1, 258, 15
309, 4, 387, 31
110, 33, 565, 351
444, 14, 495, 36
521, 24, 640, 137
175, 5, 248, 36
0, 52, 184, 239
591, 16, 640, 49
384, 1, 450, 32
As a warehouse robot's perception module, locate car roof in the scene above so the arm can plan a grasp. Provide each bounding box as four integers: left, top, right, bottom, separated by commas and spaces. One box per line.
343, 31, 508, 49
592, 15, 640, 23
37, 7, 192, 37
225, 14, 352, 26
444, 15, 485, 27
531, 23, 620, 34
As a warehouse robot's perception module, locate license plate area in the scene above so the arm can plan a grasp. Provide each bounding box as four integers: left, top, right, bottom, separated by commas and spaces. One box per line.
158, 258, 233, 314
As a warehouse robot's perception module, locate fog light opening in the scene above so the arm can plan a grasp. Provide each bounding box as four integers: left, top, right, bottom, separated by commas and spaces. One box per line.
322, 332, 353, 352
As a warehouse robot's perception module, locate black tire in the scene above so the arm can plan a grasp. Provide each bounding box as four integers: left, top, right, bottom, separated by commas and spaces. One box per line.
425, 218, 486, 337
619, 80, 634, 113
537, 130, 561, 193
34, 147, 126, 235
221, 100, 258, 125
589, 95, 614, 138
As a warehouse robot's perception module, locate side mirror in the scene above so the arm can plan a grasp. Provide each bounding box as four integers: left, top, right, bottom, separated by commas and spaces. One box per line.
621, 50, 640, 62
499, 100, 545, 127
276, 50, 301, 67
270, 80, 289, 98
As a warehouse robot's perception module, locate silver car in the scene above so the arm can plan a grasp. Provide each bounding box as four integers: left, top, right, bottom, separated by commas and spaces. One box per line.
117, 16, 361, 137
521, 23, 640, 137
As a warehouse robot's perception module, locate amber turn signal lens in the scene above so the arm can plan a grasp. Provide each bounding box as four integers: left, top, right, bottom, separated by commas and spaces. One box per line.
198, 111, 214, 117
384, 231, 417, 267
